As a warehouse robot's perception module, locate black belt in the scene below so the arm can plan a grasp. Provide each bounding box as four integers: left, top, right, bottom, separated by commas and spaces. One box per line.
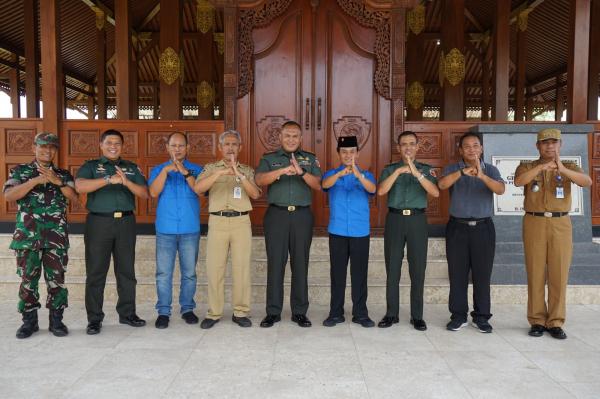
271, 204, 309, 212
90, 211, 134, 218
388, 208, 425, 216
526, 211, 569, 218
210, 211, 249, 217
450, 216, 491, 226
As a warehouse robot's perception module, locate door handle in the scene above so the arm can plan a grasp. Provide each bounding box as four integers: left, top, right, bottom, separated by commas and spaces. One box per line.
317, 97, 322, 130
305, 98, 310, 129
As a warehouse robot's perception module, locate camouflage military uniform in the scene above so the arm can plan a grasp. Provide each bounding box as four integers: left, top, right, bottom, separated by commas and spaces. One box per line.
3, 161, 74, 313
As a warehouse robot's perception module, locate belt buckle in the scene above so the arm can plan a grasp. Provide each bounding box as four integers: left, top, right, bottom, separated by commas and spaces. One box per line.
467, 221, 477, 226
543, 212, 552, 218
114, 212, 123, 218
287, 205, 296, 212
402, 209, 411, 216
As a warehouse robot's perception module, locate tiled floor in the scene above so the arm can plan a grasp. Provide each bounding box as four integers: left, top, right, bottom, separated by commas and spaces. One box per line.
1, 301, 600, 399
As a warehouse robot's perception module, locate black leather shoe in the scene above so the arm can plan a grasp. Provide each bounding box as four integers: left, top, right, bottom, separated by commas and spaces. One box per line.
323, 315, 345, 327
200, 318, 219, 329
528, 324, 545, 337
410, 318, 427, 331
352, 317, 375, 328
377, 316, 399, 328
232, 316, 252, 327
155, 315, 169, 329
119, 314, 146, 327
182, 312, 199, 325
291, 314, 312, 327
86, 322, 102, 335
547, 326, 567, 340
260, 314, 281, 328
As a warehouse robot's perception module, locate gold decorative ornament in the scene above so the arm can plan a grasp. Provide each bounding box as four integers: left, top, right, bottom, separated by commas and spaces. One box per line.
90, 6, 105, 30
438, 51, 445, 88
159, 47, 181, 85
407, 4, 425, 36
196, 0, 215, 34
406, 81, 425, 110
197, 81, 215, 109
213, 33, 224, 55
518, 8, 533, 32
444, 48, 465, 86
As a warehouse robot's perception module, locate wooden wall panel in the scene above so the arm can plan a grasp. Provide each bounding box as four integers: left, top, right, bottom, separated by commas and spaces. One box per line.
591, 128, 600, 226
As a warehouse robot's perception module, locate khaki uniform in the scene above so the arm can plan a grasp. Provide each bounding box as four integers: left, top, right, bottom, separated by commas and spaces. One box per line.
200, 160, 255, 320
515, 159, 583, 328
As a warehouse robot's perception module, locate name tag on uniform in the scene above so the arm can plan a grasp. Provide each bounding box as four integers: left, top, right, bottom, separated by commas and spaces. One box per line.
233, 186, 242, 199
556, 187, 564, 199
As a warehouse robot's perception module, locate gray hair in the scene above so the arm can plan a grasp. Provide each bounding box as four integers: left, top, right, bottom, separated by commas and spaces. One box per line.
218, 130, 242, 145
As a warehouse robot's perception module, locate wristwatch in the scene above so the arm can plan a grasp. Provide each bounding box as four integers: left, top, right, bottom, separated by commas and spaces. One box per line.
299, 168, 307, 177
103, 175, 111, 184
182, 171, 192, 179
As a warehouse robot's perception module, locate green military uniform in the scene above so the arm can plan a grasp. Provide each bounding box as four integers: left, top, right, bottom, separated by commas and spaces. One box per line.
3, 161, 74, 313
380, 161, 437, 321
256, 149, 322, 316
76, 156, 146, 323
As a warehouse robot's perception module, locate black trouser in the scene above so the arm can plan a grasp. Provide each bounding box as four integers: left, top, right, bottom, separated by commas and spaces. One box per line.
384, 212, 428, 320
328, 234, 370, 319
445, 217, 495, 323
264, 205, 313, 316
84, 213, 137, 323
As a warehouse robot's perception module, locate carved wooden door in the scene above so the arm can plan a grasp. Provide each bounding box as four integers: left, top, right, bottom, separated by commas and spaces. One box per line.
238, 0, 390, 231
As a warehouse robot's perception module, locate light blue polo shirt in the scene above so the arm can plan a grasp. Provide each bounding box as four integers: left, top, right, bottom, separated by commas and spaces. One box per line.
148, 160, 203, 234
322, 165, 376, 237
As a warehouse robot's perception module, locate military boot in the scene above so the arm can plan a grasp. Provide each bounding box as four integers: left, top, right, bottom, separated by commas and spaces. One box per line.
49, 309, 69, 337
16, 309, 39, 339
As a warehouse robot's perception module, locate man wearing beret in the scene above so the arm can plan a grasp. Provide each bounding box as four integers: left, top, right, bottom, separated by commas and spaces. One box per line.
3, 132, 79, 339
321, 135, 376, 328
514, 128, 592, 339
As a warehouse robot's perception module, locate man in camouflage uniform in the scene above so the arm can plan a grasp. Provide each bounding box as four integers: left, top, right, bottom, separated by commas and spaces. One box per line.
3, 132, 79, 339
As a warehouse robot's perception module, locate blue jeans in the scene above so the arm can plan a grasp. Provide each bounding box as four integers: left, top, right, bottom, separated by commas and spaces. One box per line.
155, 232, 200, 316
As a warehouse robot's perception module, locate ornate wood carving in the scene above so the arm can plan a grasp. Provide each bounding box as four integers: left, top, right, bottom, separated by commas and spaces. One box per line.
146, 131, 171, 156
256, 115, 289, 151
332, 116, 372, 150
69, 130, 99, 157
593, 132, 600, 158
425, 194, 441, 217
147, 166, 158, 215
416, 133, 442, 159
593, 167, 600, 216
450, 132, 463, 161
337, 0, 391, 100
6, 129, 35, 155
188, 132, 216, 156
68, 166, 87, 214
121, 131, 138, 157
237, 0, 294, 98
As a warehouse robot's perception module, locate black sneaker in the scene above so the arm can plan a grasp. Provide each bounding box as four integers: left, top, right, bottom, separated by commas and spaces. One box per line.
155, 315, 169, 329
471, 320, 493, 333
446, 319, 468, 331
182, 311, 199, 325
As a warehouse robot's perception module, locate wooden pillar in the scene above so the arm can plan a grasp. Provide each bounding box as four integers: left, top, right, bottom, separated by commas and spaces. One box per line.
406, 19, 424, 121
492, 0, 510, 121
390, 7, 406, 139
24, 0, 40, 118
441, 0, 464, 121
153, 83, 159, 119
515, 26, 527, 121
96, 12, 107, 119
567, 0, 591, 123
588, 0, 600, 120
525, 89, 534, 121
555, 81, 565, 121
115, 0, 133, 119
481, 58, 490, 121
159, 0, 182, 120
223, 5, 237, 129
39, 0, 62, 134
87, 92, 95, 120
9, 54, 21, 118
197, 19, 214, 119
